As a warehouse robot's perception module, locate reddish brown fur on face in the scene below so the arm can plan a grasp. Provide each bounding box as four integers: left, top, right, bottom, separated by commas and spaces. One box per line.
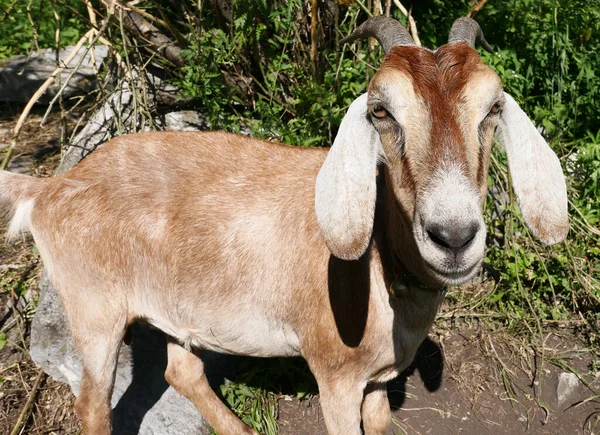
377, 43, 485, 173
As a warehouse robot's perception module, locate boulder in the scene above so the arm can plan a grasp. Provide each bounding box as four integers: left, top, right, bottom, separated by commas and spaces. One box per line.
0, 46, 109, 103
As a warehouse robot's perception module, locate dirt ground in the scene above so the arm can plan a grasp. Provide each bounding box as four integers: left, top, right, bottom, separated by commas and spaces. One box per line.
278, 329, 600, 434
0, 105, 598, 435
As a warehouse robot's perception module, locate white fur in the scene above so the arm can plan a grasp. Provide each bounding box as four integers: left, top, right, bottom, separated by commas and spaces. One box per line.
497, 93, 569, 245
7, 199, 35, 240
414, 164, 486, 285
315, 93, 384, 260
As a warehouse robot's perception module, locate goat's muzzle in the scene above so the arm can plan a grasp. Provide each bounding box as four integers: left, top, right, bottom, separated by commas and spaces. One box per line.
413, 165, 486, 286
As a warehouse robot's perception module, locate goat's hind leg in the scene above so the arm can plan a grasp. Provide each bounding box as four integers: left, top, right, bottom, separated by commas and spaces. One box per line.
164, 341, 256, 435
64, 295, 128, 435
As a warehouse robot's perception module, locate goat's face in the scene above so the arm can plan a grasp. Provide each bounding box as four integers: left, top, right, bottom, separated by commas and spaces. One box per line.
367, 44, 502, 284
315, 17, 569, 288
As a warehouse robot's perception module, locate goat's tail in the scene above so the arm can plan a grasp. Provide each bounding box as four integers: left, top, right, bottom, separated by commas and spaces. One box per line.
0, 170, 45, 239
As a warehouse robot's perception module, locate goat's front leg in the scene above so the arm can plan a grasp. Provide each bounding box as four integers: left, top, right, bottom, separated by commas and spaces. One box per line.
164, 341, 256, 435
361, 383, 391, 435
317, 376, 365, 435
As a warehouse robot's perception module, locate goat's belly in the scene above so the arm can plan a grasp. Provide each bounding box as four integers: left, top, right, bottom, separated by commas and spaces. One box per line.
144, 311, 301, 358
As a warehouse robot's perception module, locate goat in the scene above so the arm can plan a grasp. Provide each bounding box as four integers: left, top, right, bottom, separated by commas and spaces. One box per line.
0, 17, 568, 435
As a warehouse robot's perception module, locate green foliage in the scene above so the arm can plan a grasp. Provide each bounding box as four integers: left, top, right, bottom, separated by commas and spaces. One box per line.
218, 358, 316, 434
0, 0, 88, 59
477, 0, 600, 139
174, 0, 377, 145
220, 381, 278, 435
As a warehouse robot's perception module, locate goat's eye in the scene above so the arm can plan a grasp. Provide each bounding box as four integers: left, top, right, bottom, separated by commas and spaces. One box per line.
371, 106, 388, 119
488, 102, 502, 116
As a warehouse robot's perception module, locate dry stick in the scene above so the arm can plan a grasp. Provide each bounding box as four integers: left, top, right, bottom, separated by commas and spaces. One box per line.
82, 0, 99, 69
310, 0, 318, 69
119, 8, 184, 67
9, 369, 45, 435
467, 0, 488, 18
41, 20, 111, 126
0, 31, 93, 171
1, 0, 19, 22
392, 0, 421, 46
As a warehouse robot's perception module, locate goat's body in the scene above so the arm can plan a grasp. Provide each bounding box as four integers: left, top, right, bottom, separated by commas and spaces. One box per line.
32, 131, 329, 359
1, 131, 442, 433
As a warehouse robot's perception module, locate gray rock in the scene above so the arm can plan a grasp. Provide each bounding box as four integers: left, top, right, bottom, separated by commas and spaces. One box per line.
0, 45, 109, 103
29, 80, 213, 433
163, 111, 209, 131
6, 155, 33, 174
556, 372, 579, 406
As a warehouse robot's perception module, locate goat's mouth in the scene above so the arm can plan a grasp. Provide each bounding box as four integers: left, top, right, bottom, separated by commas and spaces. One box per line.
423, 258, 483, 286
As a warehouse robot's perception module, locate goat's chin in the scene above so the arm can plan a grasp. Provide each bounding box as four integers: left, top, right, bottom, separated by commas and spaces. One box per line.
423, 257, 483, 287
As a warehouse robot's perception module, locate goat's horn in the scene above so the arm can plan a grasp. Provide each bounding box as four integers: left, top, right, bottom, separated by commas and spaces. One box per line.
341, 16, 415, 54
448, 17, 493, 53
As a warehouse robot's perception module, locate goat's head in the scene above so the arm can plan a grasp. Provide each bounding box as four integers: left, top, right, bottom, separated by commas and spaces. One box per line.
316, 17, 569, 287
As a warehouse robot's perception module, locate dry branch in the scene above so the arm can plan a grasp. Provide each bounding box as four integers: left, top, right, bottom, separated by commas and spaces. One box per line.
310, 0, 318, 66
468, 0, 487, 17
9, 369, 45, 435
120, 8, 184, 67
392, 0, 421, 46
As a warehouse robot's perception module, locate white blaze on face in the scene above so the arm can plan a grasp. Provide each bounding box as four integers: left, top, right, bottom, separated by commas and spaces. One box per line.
414, 163, 486, 285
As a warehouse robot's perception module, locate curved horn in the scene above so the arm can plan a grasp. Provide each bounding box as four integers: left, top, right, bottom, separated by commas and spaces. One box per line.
341, 16, 414, 54
448, 17, 493, 53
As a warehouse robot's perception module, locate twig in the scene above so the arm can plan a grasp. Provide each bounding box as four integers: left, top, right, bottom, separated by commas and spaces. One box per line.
41, 19, 111, 126
9, 369, 45, 435
0, 30, 94, 170
0, 264, 25, 271
384, 0, 391, 17
310, 0, 318, 69
119, 7, 184, 67
0, 0, 19, 22
392, 0, 421, 46
467, 0, 488, 18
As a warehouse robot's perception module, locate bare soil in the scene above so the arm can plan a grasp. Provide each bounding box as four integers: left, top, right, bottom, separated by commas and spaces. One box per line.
0, 106, 598, 435
278, 328, 600, 435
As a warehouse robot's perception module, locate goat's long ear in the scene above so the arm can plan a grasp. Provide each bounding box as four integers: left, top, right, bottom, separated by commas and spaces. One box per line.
315, 93, 382, 260
496, 92, 569, 245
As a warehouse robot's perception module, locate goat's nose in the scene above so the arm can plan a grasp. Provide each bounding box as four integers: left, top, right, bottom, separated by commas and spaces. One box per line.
427, 222, 480, 253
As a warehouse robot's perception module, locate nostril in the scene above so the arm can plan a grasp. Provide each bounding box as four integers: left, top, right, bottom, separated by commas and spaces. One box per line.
427, 222, 480, 252
427, 228, 452, 250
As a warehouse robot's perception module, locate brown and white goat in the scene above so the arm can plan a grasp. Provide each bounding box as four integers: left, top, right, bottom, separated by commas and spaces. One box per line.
0, 17, 567, 435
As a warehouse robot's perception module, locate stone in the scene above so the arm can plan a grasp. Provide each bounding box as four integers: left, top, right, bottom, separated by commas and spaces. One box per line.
6, 155, 33, 174
556, 372, 579, 406
162, 111, 209, 132
0, 46, 109, 103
